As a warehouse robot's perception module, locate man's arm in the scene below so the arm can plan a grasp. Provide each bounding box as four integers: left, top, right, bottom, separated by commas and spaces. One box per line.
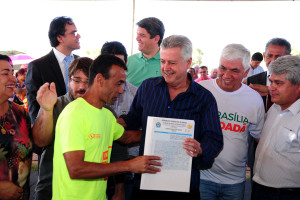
197, 98, 223, 169
63, 151, 161, 179
249, 84, 269, 96
117, 130, 141, 144
32, 82, 57, 147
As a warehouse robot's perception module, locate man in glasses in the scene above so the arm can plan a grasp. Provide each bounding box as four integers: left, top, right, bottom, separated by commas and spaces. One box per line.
26, 16, 81, 123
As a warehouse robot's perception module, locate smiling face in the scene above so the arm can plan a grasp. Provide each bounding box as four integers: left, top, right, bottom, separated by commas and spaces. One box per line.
0, 60, 17, 100
269, 73, 300, 110
217, 57, 248, 92
160, 47, 191, 88
136, 27, 159, 56
264, 45, 287, 67
101, 65, 127, 105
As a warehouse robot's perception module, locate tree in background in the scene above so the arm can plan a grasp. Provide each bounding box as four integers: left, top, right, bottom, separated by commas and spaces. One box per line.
291, 47, 300, 56
86, 48, 101, 59
192, 48, 204, 66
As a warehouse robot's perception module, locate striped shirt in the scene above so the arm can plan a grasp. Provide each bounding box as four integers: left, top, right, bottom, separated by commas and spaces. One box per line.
122, 74, 223, 191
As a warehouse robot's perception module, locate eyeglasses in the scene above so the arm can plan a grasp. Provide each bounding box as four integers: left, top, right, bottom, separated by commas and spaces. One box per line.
70, 78, 89, 85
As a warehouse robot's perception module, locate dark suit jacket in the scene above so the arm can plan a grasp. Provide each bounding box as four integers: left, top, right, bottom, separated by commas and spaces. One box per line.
246, 71, 267, 172
247, 71, 268, 111
25, 50, 78, 123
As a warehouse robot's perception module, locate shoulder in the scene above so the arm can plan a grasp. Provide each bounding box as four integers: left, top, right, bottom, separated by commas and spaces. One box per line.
126, 81, 138, 95
10, 101, 28, 118
55, 94, 72, 112
192, 80, 216, 102
241, 85, 265, 107
140, 76, 163, 88
127, 53, 141, 63
28, 51, 54, 70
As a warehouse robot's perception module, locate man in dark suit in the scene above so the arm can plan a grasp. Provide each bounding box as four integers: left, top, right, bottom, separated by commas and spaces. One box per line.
246, 37, 291, 199
26, 16, 80, 123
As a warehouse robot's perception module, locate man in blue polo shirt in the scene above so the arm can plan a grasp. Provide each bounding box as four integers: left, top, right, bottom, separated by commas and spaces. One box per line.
126, 17, 165, 87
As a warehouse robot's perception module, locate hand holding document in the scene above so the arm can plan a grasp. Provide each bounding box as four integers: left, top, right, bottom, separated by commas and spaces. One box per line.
141, 116, 195, 193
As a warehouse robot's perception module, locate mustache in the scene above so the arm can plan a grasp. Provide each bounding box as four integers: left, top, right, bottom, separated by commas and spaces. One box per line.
76, 89, 86, 94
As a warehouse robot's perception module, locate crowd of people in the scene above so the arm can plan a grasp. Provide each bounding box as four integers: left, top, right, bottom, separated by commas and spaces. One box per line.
0, 15, 299, 200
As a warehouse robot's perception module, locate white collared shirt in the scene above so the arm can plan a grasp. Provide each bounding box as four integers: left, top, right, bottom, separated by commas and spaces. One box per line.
253, 99, 300, 188
53, 48, 74, 83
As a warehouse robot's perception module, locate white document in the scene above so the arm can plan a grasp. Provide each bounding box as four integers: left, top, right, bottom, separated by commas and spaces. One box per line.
140, 116, 195, 193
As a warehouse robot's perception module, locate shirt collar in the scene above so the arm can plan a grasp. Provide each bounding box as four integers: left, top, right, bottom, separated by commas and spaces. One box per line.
154, 73, 198, 95
274, 98, 300, 116
53, 48, 74, 64
138, 50, 160, 60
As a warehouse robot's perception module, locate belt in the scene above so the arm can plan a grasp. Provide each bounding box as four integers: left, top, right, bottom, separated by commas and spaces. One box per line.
258, 183, 300, 195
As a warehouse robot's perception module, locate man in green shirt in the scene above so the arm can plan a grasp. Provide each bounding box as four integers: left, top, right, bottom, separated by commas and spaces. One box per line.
52, 55, 162, 200
127, 17, 165, 87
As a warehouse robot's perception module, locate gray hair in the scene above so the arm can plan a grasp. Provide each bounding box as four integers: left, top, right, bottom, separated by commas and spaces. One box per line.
268, 55, 300, 85
161, 35, 192, 61
265, 38, 291, 55
220, 44, 251, 72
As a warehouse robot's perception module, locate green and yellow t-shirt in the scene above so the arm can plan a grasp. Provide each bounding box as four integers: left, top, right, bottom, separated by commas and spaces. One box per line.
52, 98, 124, 200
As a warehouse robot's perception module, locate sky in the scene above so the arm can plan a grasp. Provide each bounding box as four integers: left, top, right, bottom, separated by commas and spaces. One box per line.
2, 0, 300, 71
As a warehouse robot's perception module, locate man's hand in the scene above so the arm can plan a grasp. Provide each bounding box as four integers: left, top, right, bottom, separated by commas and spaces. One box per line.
0, 181, 24, 200
128, 155, 162, 174
249, 84, 269, 96
36, 82, 57, 111
183, 138, 203, 157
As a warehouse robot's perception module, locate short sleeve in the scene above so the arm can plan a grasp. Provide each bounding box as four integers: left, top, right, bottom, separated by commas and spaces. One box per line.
56, 112, 86, 154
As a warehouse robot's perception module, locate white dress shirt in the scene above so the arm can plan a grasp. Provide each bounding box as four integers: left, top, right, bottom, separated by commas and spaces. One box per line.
53, 48, 74, 83
253, 99, 300, 188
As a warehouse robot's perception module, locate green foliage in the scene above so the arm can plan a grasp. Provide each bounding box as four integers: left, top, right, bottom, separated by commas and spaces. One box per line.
192, 48, 203, 66
291, 47, 300, 56
86, 48, 101, 59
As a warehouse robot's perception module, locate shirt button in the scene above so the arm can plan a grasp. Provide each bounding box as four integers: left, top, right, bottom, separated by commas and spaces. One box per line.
146, 62, 149, 64
168, 106, 171, 109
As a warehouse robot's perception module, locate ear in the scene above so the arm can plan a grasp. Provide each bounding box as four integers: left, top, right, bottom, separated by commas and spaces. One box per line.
154, 35, 160, 44
243, 68, 250, 78
186, 57, 192, 69
57, 35, 64, 43
95, 73, 104, 86
263, 52, 266, 61
296, 83, 300, 94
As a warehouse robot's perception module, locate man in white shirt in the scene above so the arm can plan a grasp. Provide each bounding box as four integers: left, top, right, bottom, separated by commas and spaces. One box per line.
242, 52, 264, 83
199, 44, 265, 200
253, 55, 300, 200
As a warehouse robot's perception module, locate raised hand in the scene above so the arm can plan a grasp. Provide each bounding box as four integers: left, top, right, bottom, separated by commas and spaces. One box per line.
36, 82, 57, 111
